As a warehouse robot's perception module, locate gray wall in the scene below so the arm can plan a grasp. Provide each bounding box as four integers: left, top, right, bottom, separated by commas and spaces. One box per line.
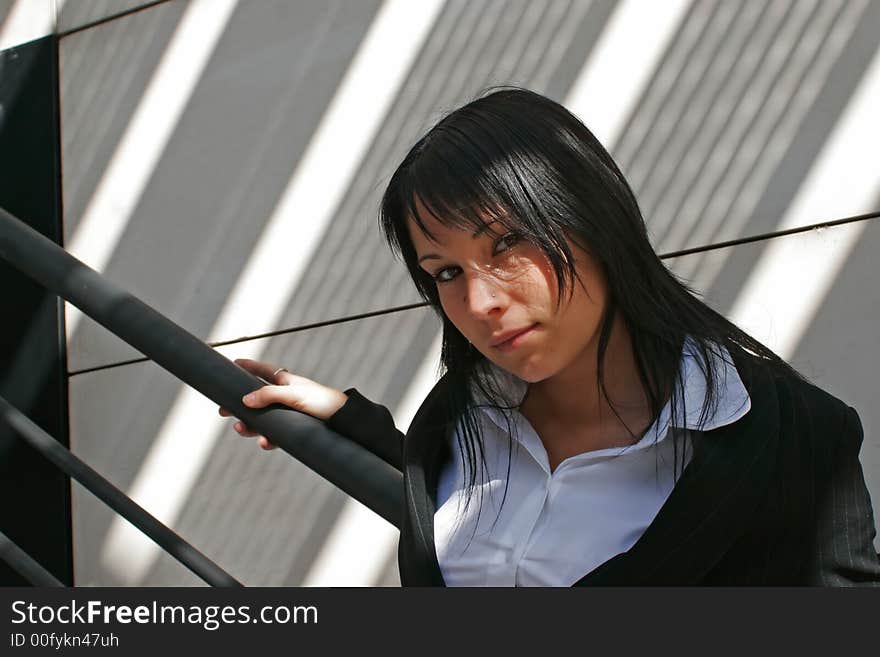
3, 0, 876, 585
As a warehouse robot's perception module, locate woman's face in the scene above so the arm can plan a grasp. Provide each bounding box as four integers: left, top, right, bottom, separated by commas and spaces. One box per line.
408, 207, 609, 383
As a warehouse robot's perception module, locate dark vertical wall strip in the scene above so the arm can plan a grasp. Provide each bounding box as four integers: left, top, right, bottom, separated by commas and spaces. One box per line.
0, 36, 72, 585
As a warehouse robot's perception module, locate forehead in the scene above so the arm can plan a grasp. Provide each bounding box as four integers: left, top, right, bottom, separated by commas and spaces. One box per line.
406, 213, 500, 257
407, 196, 499, 252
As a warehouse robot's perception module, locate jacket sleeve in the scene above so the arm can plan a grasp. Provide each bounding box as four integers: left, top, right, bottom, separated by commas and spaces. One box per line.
324, 388, 404, 472
813, 406, 880, 586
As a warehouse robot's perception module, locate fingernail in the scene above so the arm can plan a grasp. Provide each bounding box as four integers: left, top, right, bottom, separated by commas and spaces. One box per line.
243, 393, 254, 404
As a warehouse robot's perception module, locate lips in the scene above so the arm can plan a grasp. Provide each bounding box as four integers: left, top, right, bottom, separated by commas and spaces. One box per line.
490, 324, 537, 348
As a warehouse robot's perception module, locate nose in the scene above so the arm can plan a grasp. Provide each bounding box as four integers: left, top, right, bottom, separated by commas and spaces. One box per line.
464, 272, 505, 318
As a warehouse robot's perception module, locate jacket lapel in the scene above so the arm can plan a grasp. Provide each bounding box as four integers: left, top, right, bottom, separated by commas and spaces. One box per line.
574, 348, 780, 585
399, 374, 451, 586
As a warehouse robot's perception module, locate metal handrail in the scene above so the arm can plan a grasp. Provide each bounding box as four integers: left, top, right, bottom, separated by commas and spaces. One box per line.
0, 529, 64, 586
0, 395, 241, 587
0, 205, 403, 528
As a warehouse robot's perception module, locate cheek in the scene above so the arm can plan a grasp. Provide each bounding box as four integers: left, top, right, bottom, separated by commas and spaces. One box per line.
510, 251, 558, 308
437, 289, 455, 320
436, 286, 471, 332
560, 271, 608, 338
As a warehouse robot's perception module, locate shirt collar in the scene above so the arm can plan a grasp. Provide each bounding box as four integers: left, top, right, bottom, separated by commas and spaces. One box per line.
474, 337, 751, 438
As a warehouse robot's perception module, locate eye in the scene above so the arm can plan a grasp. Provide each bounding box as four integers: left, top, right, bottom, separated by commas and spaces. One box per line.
494, 231, 521, 254
432, 266, 460, 284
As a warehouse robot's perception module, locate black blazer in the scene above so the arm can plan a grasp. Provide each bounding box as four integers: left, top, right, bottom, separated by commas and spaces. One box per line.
326, 346, 880, 586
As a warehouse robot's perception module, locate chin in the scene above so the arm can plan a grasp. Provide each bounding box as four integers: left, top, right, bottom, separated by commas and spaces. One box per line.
507, 357, 557, 384
519, 371, 553, 384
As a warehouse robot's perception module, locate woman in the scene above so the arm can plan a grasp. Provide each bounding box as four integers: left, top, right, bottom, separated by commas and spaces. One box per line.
223, 88, 880, 586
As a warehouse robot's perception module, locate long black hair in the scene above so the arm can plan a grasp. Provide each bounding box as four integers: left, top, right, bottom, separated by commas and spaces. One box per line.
379, 87, 800, 523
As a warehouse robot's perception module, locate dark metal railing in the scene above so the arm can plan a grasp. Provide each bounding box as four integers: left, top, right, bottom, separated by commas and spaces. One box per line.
0, 395, 241, 586
0, 529, 63, 587
0, 205, 404, 585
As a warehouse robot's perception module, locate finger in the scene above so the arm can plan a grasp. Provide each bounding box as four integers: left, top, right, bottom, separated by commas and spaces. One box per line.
235, 358, 290, 384
241, 384, 304, 412
233, 421, 261, 438
218, 407, 231, 417
258, 437, 278, 451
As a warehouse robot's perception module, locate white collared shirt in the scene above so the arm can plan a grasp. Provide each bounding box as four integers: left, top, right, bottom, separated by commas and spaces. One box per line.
434, 339, 752, 586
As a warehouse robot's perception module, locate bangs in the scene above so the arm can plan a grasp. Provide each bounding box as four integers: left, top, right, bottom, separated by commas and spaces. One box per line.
402, 140, 525, 244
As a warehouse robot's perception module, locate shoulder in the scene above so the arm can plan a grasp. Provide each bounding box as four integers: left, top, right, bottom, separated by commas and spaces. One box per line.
728, 345, 862, 454
404, 371, 457, 443
729, 345, 847, 411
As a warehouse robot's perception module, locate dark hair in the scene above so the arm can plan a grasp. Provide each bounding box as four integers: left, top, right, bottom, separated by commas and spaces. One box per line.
379, 87, 801, 524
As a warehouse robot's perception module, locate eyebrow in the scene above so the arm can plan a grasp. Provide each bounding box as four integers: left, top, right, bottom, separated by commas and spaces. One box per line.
416, 220, 499, 264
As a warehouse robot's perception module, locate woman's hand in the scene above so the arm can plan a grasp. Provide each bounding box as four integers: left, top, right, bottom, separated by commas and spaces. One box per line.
218, 358, 348, 450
